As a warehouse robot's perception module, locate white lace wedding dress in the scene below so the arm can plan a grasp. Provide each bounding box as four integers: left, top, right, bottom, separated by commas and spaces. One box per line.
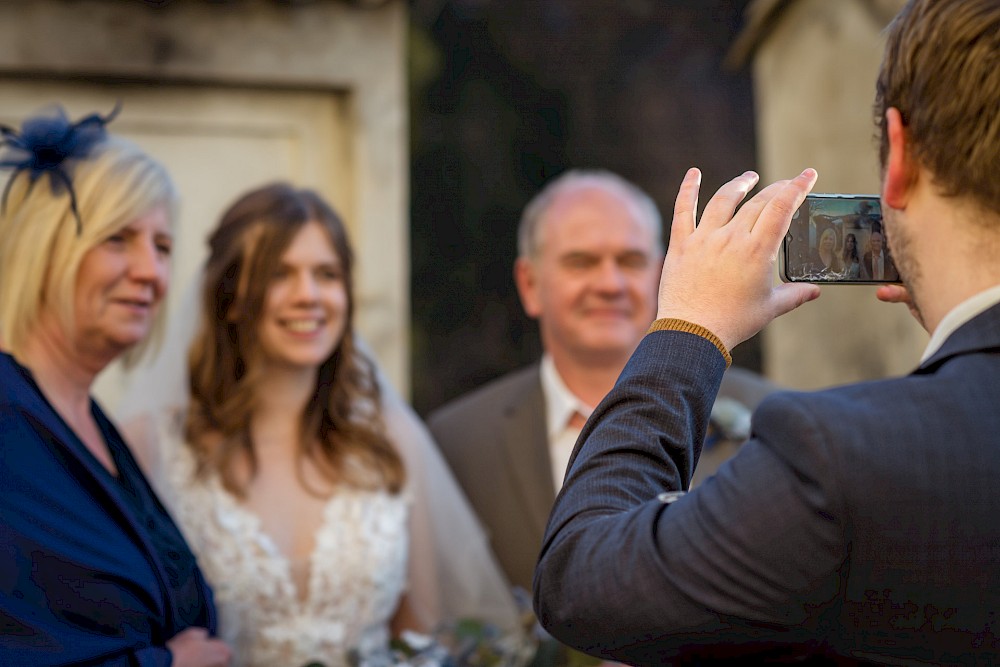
116, 284, 521, 665
150, 413, 409, 667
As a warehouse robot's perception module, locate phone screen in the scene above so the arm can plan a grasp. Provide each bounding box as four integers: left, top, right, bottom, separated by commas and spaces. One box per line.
781, 194, 900, 284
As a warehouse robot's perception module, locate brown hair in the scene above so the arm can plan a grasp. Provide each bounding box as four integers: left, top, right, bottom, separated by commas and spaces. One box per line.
185, 182, 405, 496
875, 0, 1000, 213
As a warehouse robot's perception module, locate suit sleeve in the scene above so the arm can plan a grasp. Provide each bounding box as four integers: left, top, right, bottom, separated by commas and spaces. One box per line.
533, 331, 847, 663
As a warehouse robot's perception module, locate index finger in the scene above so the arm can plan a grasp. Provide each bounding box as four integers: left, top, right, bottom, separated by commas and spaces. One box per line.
752, 168, 818, 247
699, 170, 760, 232
669, 168, 701, 248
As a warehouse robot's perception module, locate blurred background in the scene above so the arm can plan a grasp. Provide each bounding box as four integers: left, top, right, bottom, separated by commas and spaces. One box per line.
408, 0, 759, 412
0, 0, 925, 416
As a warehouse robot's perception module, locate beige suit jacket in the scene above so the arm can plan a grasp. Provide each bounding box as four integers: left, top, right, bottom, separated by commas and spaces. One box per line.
427, 365, 551, 591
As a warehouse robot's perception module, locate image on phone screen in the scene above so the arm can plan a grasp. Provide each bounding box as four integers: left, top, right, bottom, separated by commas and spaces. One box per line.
781, 195, 899, 284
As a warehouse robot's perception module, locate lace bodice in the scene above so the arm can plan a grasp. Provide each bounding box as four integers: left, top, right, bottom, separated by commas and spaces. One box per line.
154, 420, 410, 667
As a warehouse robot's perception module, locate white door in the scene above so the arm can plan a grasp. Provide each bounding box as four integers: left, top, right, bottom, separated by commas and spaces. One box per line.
1, 80, 355, 410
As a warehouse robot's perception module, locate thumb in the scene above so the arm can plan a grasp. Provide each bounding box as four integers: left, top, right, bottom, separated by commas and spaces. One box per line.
876, 284, 909, 303
771, 283, 821, 319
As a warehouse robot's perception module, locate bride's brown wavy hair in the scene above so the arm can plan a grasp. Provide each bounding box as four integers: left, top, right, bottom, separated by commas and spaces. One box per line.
185, 182, 405, 497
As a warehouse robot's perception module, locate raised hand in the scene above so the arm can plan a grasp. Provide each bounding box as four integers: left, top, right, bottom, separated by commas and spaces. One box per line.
656, 168, 821, 351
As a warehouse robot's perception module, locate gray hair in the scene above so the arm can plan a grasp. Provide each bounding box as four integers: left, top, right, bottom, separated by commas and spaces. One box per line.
517, 169, 663, 260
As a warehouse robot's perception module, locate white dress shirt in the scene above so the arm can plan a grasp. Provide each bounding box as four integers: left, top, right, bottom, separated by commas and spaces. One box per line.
872, 252, 885, 280
921, 283, 1000, 362
540, 354, 594, 492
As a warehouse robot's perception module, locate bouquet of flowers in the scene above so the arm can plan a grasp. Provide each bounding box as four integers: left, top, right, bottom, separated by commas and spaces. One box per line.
342, 617, 535, 667
346, 590, 601, 667
303, 590, 602, 667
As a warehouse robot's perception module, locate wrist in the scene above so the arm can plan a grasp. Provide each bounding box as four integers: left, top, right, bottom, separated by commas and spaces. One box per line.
646, 318, 732, 367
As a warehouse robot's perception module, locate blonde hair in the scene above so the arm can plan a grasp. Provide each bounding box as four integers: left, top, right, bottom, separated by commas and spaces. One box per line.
185, 183, 405, 497
0, 135, 177, 358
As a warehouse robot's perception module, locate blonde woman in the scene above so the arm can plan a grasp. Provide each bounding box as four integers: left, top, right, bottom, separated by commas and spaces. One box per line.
808, 226, 844, 276
0, 108, 229, 666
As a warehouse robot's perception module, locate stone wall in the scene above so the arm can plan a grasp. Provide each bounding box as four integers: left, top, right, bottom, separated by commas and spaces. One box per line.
0, 0, 411, 396
746, 0, 925, 389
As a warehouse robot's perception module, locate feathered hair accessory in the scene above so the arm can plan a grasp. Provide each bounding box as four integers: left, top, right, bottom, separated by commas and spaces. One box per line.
0, 103, 121, 235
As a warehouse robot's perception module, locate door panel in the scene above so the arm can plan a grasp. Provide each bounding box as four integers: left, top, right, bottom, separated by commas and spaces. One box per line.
1, 80, 355, 410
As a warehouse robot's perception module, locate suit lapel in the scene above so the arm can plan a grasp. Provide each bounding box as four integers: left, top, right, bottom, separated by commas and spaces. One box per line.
498, 369, 556, 540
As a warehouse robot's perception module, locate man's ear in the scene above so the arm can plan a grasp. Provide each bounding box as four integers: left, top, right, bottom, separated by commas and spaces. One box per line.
514, 257, 543, 319
882, 107, 916, 209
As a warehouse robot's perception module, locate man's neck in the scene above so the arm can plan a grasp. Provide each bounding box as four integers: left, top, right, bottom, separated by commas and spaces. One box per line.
905, 188, 1000, 334
547, 349, 630, 408
922, 268, 1000, 335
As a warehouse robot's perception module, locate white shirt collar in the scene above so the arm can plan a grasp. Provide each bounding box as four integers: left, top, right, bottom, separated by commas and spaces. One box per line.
540, 354, 594, 440
921, 283, 1000, 362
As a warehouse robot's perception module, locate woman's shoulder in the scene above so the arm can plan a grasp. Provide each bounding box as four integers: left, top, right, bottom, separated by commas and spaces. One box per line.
122, 407, 207, 489
0, 351, 36, 408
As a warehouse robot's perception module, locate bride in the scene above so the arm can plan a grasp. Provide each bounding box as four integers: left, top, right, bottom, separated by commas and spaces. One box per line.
119, 183, 518, 666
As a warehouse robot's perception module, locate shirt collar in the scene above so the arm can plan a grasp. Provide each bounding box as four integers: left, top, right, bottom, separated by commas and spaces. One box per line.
922, 283, 1000, 362
540, 354, 594, 440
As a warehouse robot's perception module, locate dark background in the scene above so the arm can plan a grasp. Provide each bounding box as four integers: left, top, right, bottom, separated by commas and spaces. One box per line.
408, 0, 758, 415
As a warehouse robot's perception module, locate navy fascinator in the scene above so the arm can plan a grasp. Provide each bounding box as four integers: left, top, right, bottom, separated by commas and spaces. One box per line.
0, 103, 121, 235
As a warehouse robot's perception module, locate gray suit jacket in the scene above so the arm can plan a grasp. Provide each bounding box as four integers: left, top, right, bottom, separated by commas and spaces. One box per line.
535, 303, 1000, 665
427, 365, 552, 591
428, 363, 778, 592
860, 250, 900, 282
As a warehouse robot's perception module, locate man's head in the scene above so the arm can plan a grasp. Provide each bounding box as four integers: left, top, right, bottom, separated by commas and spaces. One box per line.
514, 170, 663, 369
869, 231, 884, 257
874, 0, 1000, 313
876, 0, 1000, 215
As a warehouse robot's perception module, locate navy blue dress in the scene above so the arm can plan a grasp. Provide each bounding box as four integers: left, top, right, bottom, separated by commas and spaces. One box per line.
0, 351, 217, 666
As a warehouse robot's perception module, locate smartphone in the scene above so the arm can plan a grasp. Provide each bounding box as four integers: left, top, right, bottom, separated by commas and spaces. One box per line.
779, 194, 901, 284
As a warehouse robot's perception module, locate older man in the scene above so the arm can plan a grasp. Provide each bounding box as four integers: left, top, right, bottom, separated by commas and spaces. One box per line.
428, 170, 775, 591
861, 229, 900, 281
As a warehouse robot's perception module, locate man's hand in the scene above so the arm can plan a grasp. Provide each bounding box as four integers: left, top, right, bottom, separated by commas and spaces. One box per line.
656, 168, 822, 351
167, 627, 232, 667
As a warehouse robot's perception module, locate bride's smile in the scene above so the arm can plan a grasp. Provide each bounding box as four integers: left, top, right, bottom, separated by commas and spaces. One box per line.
259, 220, 348, 372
